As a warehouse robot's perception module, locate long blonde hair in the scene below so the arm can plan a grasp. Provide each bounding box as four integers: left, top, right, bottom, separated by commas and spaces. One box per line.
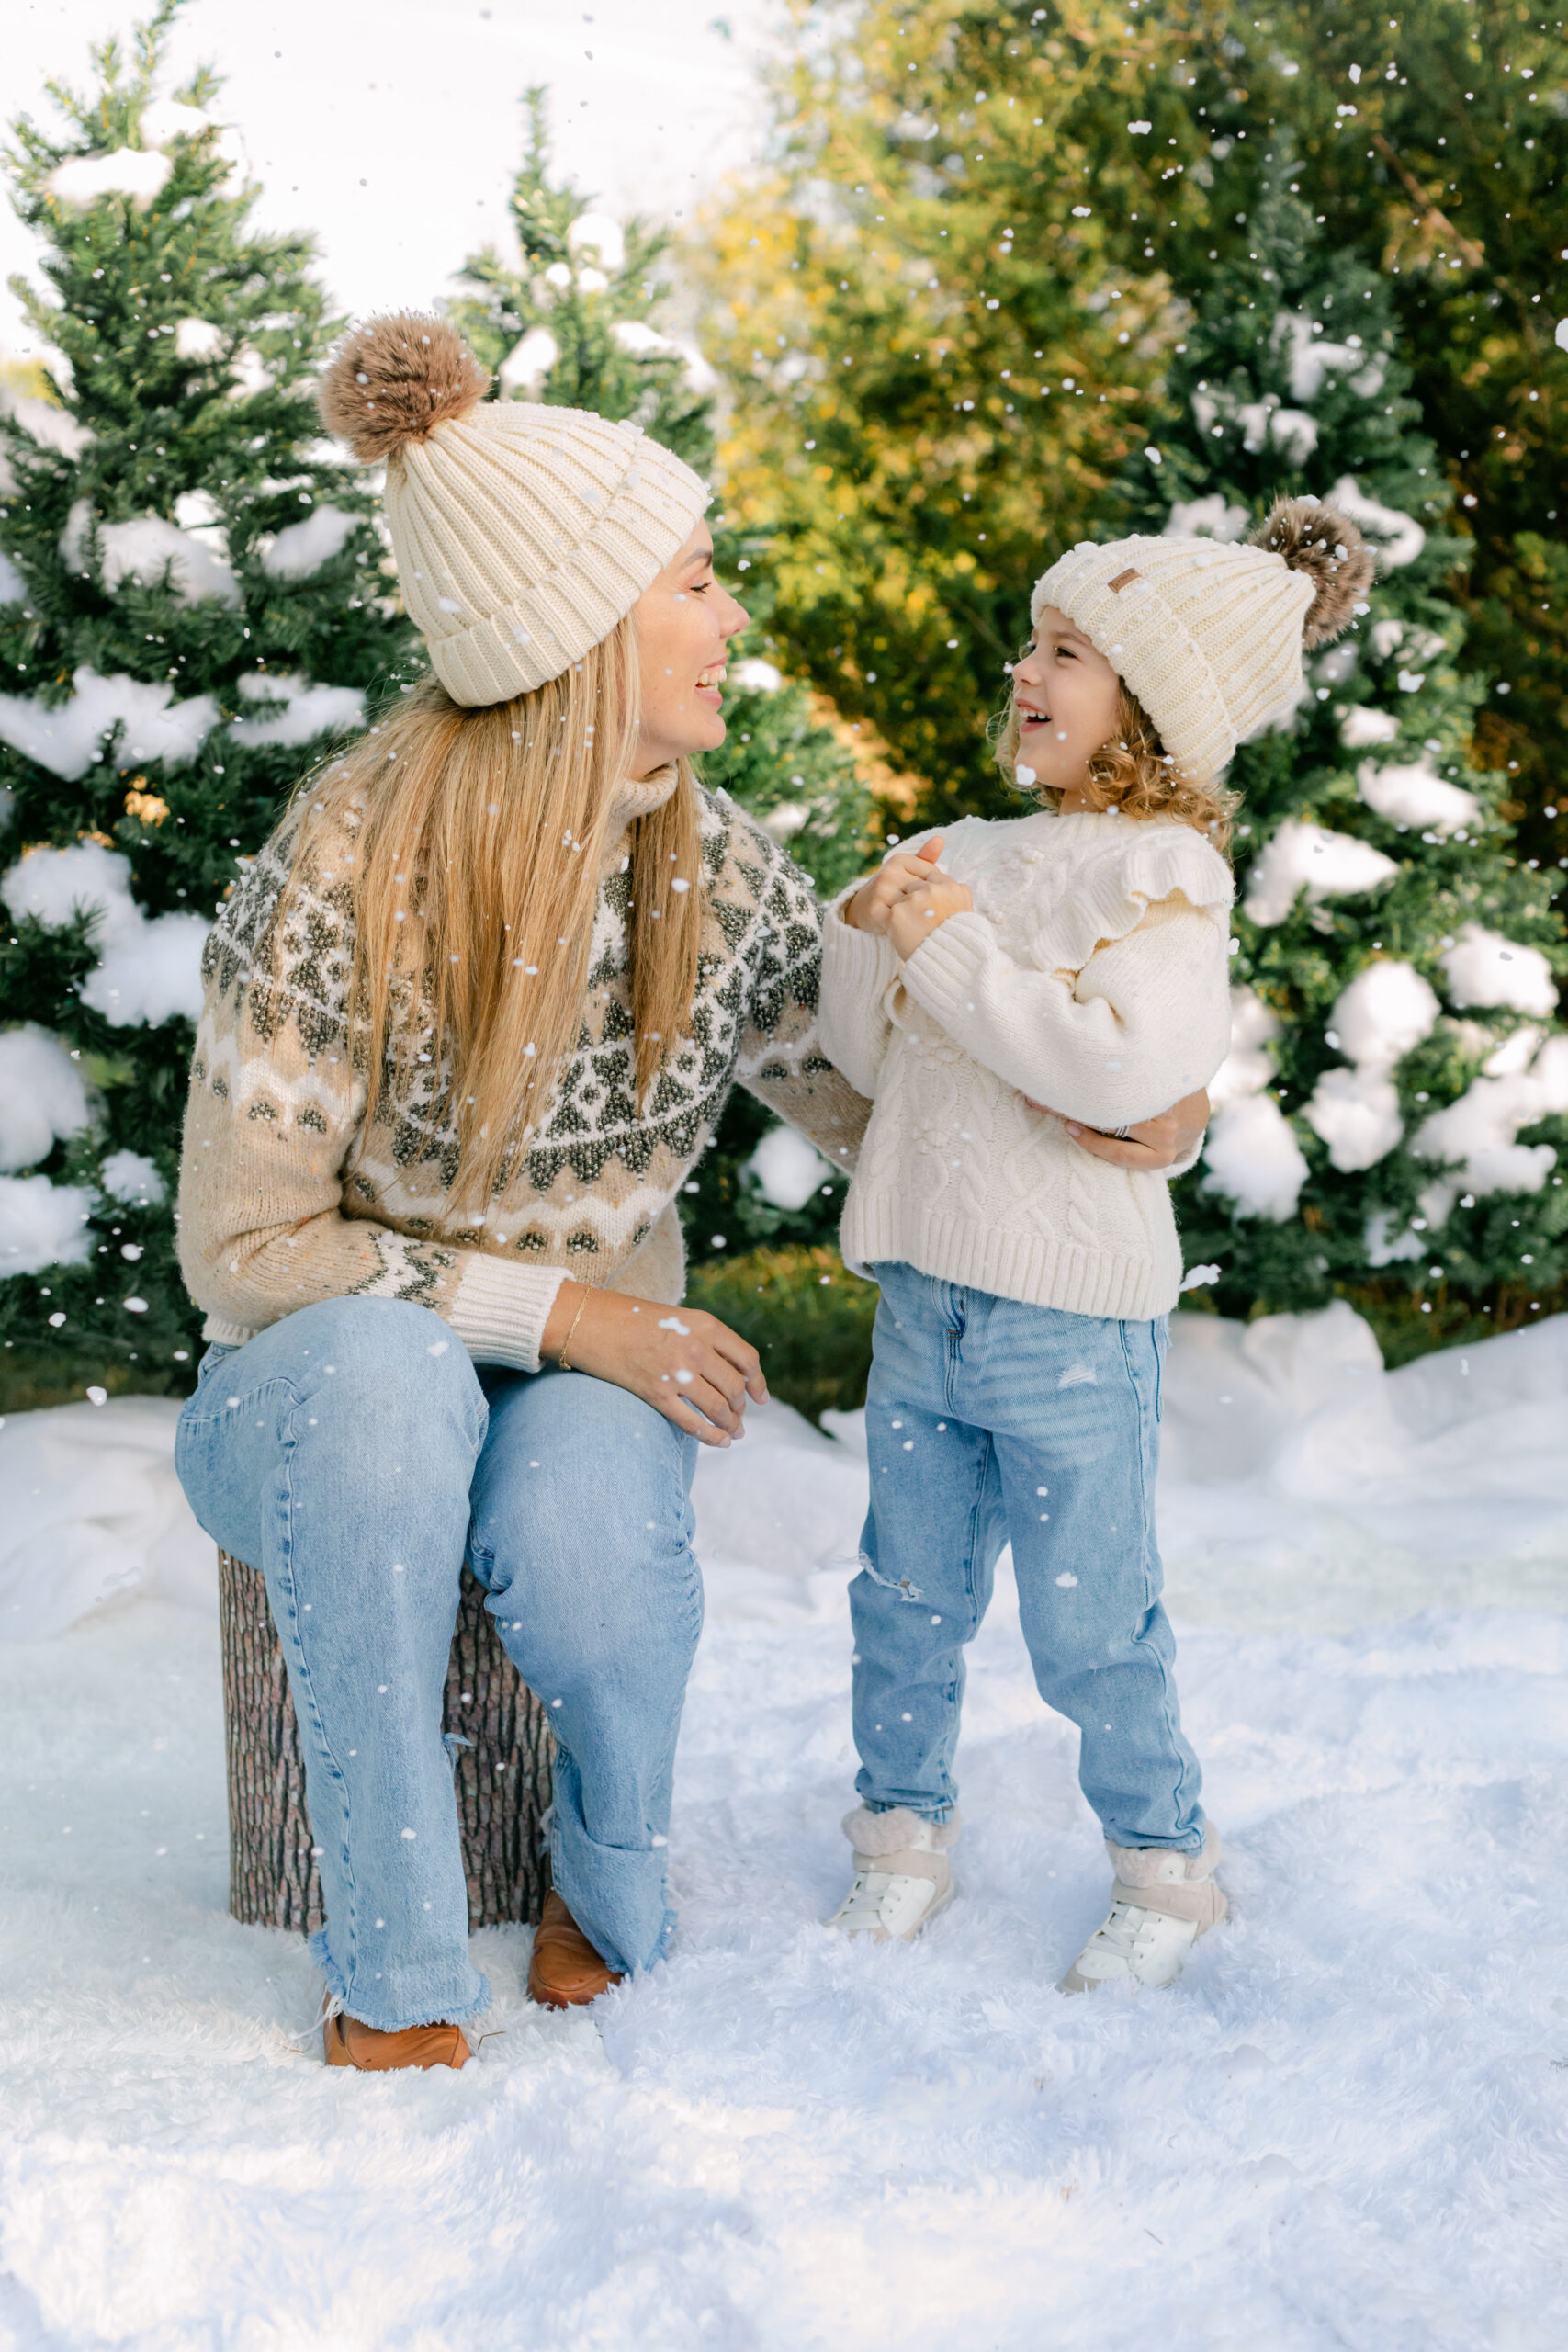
279, 615, 703, 1206
992, 680, 1237, 852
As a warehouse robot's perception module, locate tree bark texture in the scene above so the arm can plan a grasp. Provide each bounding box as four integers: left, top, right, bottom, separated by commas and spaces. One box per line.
218, 1551, 553, 1936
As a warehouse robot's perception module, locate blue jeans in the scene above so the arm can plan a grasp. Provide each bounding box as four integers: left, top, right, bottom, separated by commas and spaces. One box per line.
175, 1295, 701, 2028
851, 1261, 1204, 1852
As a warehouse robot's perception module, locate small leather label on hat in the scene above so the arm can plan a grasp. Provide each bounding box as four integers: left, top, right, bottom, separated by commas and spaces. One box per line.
1109, 567, 1141, 593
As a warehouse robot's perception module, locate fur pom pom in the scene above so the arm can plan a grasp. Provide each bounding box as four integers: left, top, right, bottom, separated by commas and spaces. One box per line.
1249, 494, 1377, 649
319, 312, 491, 464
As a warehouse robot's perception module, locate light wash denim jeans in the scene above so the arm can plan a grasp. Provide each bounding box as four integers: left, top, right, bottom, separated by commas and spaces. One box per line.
175, 1295, 701, 2029
851, 1261, 1205, 1853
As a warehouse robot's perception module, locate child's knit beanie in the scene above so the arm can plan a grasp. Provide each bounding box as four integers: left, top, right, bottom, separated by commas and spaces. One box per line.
319, 313, 710, 707
1031, 497, 1375, 783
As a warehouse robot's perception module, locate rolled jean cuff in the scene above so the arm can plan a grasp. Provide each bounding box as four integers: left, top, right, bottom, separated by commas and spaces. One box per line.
862, 1799, 958, 1826
1103, 1829, 1207, 1856
548, 1813, 674, 1978
309, 1927, 492, 2034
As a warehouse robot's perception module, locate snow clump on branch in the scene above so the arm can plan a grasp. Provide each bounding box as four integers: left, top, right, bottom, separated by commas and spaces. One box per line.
1201, 988, 1311, 1219
1303, 962, 1443, 1175
0, 1026, 90, 1173
99, 1149, 166, 1206
1241, 820, 1398, 926
1439, 925, 1557, 1018
0, 1175, 96, 1276
258, 504, 358, 579
1414, 1035, 1568, 1197
1356, 757, 1480, 836
0, 842, 208, 1027
60, 500, 241, 607
46, 148, 171, 211
226, 672, 364, 748
0, 669, 216, 782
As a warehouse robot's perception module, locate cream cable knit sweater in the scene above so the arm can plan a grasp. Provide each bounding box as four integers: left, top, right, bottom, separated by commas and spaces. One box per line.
178, 772, 867, 1373
818, 808, 1235, 1322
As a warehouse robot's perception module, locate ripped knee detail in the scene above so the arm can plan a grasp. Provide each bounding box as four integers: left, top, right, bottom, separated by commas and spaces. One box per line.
859, 1549, 925, 1604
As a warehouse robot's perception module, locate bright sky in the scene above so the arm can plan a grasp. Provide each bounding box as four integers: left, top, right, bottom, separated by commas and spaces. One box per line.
3, 0, 777, 360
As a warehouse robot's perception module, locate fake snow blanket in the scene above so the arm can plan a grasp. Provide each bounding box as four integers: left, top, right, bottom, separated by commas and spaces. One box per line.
2, 1306, 1567, 2347
2, 1588, 1567, 2348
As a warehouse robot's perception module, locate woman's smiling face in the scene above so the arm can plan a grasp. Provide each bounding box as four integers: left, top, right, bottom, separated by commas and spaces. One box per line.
630, 524, 749, 777
1011, 605, 1123, 801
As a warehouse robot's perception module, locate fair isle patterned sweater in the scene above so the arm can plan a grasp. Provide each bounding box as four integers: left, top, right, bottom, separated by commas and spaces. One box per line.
177, 771, 868, 1373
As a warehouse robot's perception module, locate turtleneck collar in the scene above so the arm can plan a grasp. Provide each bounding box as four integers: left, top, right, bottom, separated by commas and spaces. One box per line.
598, 765, 680, 879
608, 764, 680, 829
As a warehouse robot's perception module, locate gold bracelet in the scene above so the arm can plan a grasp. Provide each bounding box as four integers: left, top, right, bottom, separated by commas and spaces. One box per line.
556, 1285, 592, 1373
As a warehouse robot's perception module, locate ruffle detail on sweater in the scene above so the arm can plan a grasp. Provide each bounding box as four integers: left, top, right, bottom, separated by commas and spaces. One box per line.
1015, 821, 1234, 977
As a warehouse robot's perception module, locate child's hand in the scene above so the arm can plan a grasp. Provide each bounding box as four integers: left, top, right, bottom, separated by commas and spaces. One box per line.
886, 864, 974, 960
842, 836, 953, 936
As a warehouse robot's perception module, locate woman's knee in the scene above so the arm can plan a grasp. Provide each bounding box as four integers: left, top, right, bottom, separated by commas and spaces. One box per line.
269, 1297, 485, 1435
490, 1533, 701, 1704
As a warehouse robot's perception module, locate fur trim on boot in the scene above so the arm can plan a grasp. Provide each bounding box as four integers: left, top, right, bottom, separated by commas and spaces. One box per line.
1061, 1822, 1228, 1995
842, 1804, 961, 1863
1104, 1821, 1227, 1930
827, 1807, 961, 1942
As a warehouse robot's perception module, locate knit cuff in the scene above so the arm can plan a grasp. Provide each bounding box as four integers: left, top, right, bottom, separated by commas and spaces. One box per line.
1165, 1130, 1207, 1181
446, 1253, 570, 1374
896, 909, 998, 1029
822, 888, 898, 1026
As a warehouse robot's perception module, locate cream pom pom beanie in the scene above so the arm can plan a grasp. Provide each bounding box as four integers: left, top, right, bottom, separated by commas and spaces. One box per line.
1031, 497, 1375, 784
320, 312, 710, 706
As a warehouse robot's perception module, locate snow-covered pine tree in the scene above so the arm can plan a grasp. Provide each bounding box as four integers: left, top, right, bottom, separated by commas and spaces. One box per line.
1119, 152, 1566, 1350
0, 2, 415, 1407
451, 91, 873, 1261
450, 89, 715, 472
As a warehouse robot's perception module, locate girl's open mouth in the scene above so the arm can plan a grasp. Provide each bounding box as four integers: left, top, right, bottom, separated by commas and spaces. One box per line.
1017, 703, 1050, 730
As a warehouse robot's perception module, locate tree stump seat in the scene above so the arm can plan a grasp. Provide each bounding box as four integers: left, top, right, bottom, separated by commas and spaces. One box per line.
218, 1551, 553, 1934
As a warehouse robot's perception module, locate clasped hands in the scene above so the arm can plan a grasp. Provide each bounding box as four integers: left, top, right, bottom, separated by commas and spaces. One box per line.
842, 834, 969, 961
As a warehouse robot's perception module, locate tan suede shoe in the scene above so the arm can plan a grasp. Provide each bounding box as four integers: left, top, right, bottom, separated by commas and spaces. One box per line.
323, 2012, 471, 2070
527, 1890, 624, 2008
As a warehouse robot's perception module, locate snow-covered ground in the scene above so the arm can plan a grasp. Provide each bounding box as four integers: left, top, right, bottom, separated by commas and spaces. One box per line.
3, 1306, 1567, 2349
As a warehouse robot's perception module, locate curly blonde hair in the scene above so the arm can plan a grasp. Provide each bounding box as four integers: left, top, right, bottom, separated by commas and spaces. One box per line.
991, 679, 1237, 854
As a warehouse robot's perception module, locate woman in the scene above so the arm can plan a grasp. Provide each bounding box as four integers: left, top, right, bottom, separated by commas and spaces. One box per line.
174, 314, 1207, 2071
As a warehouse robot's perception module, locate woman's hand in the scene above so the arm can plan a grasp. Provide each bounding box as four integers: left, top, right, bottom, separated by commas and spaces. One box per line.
540, 1282, 767, 1447
1021, 1087, 1212, 1170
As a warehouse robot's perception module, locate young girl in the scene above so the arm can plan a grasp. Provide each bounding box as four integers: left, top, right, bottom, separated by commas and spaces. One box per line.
818, 499, 1373, 1991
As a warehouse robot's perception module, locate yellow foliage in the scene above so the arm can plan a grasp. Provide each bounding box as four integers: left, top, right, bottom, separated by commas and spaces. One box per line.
692, 0, 1206, 822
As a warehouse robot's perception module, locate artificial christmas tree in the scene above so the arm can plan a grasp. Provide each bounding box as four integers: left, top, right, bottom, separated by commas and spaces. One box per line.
450, 87, 715, 474
1116, 154, 1566, 1344
1254, 0, 1568, 884
0, 2, 416, 1408
451, 92, 873, 1267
